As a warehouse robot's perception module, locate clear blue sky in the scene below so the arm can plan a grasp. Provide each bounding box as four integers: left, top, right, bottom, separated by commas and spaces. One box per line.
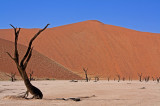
0, 0, 160, 33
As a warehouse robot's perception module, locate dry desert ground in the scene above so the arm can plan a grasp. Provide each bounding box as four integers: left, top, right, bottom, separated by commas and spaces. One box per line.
0, 80, 160, 106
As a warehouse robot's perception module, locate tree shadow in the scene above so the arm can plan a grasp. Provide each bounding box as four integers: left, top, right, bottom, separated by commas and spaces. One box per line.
43, 95, 96, 102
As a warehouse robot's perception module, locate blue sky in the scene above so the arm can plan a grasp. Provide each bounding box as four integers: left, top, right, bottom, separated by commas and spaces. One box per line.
0, 0, 160, 33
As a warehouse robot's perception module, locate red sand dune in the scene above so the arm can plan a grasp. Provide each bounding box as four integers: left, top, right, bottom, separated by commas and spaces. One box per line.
1, 20, 160, 79
0, 38, 82, 80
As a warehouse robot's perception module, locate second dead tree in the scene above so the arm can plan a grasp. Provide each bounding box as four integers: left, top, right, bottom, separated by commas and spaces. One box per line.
138, 73, 143, 82
83, 67, 89, 82
122, 77, 125, 81
107, 76, 110, 82
117, 74, 120, 82
129, 76, 132, 81
94, 76, 99, 82
6, 72, 16, 82
29, 70, 34, 81
144, 76, 150, 82
157, 77, 160, 83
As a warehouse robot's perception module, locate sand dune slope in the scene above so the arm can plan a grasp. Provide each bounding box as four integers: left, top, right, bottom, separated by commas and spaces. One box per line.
1, 20, 160, 79
0, 38, 82, 80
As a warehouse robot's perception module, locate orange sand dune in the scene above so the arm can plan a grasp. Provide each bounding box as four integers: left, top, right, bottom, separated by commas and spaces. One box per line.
1, 20, 160, 79
0, 38, 82, 80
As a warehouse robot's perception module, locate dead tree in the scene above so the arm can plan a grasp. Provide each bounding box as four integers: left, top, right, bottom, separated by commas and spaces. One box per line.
6, 72, 16, 82
144, 76, 150, 82
117, 74, 120, 82
97, 76, 99, 81
29, 70, 34, 81
122, 77, 125, 81
147, 76, 150, 82
107, 76, 110, 82
138, 73, 142, 82
157, 77, 160, 83
6, 24, 49, 99
129, 76, 132, 81
83, 67, 89, 82
94, 76, 99, 82
94, 76, 97, 82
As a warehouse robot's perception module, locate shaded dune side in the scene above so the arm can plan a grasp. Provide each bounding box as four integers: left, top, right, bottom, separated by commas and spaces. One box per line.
0, 38, 82, 80
1, 20, 160, 79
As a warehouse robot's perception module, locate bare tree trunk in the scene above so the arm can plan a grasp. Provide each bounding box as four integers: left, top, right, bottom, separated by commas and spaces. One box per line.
94, 76, 99, 82
107, 76, 110, 82
129, 76, 131, 81
6, 24, 49, 99
94, 77, 97, 82
83, 68, 88, 82
117, 74, 120, 82
97, 77, 99, 81
144, 76, 150, 82
138, 73, 143, 82
6, 72, 16, 82
157, 77, 160, 83
29, 70, 34, 81
122, 77, 125, 81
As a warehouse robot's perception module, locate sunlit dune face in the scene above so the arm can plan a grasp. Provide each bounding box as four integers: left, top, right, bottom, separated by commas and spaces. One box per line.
0, 20, 160, 79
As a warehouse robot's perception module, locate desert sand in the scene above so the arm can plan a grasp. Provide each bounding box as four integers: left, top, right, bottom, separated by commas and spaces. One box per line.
1, 20, 160, 79
0, 38, 82, 80
0, 80, 160, 106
